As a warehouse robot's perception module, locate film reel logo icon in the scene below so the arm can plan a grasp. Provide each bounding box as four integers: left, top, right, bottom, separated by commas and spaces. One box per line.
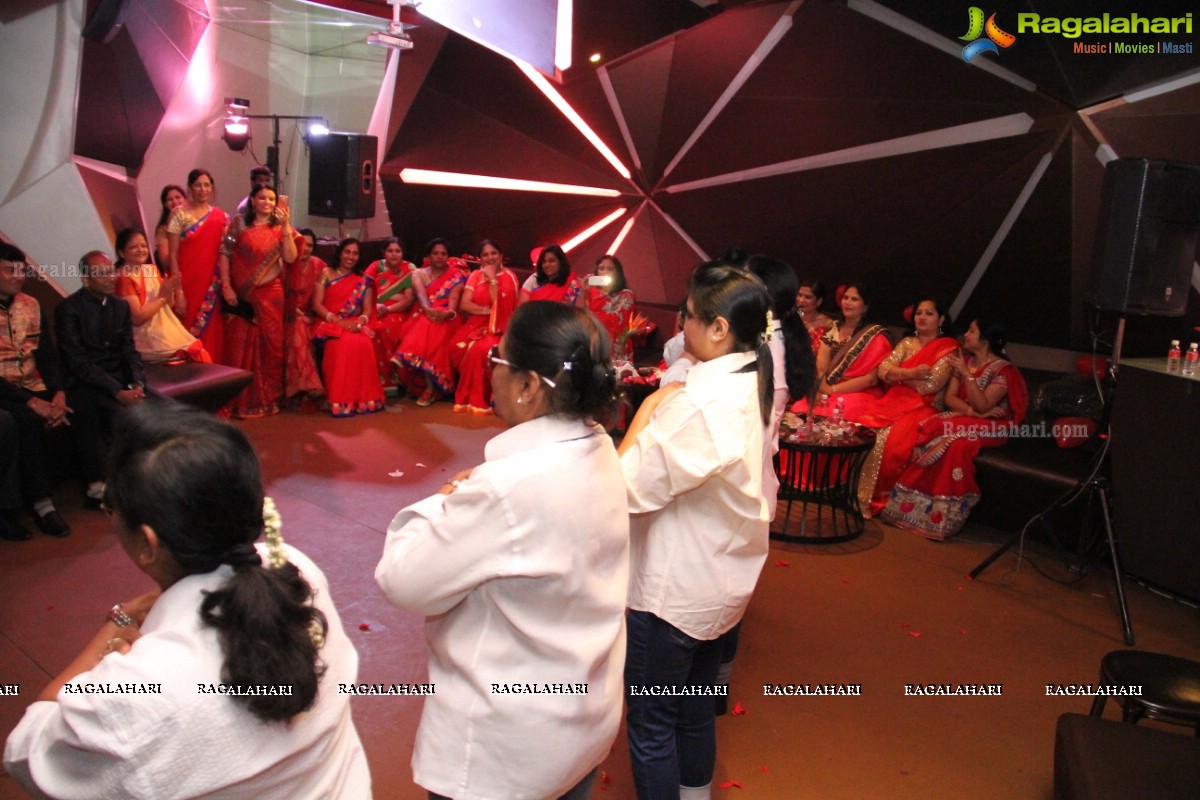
960, 7, 1016, 62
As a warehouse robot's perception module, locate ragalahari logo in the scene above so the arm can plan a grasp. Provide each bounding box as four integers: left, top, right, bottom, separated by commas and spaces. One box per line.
960, 7, 1016, 62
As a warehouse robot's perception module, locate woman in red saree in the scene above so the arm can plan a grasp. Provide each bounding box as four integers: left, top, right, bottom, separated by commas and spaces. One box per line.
882, 320, 1028, 539
449, 240, 520, 414
312, 238, 385, 417
519, 245, 583, 307
283, 228, 326, 405
167, 169, 227, 362
792, 283, 891, 422
217, 185, 299, 418
583, 254, 640, 362
796, 279, 835, 370
857, 299, 958, 514
392, 238, 466, 406
365, 238, 416, 392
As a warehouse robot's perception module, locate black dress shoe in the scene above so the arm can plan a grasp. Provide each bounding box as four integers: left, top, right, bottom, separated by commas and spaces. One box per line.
36, 510, 71, 538
0, 513, 33, 541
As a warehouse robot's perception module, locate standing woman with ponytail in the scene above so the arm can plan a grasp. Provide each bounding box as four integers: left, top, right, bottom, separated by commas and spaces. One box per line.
618, 263, 775, 800
377, 302, 629, 800
4, 403, 371, 799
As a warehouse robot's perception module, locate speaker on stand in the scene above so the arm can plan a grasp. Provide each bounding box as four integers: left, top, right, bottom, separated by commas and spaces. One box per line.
971, 158, 1200, 645
308, 133, 378, 234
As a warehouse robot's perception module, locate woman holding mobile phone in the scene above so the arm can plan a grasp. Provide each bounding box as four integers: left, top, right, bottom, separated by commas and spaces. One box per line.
583, 254, 644, 362
217, 184, 299, 417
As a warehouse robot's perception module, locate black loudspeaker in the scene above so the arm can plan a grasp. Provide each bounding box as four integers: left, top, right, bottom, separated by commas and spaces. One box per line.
1089, 158, 1200, 316
308, 133, 378, 219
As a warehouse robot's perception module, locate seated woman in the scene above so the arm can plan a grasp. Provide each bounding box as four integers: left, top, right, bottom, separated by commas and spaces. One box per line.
583, 254, 641, 362
882, 319, 1028, 539
519, 244, 583, 307
392, 238, 466, 407
796, 278, 835, 366
376, 302, 628, 800
794, 282, 892, 422
364, 237, 416, 392
283, 228, 326, 407
113, 228, 210, 363
448, 239, 519, 415
312, 238, 385, 418
858, 299, 958, 514
3, 403, 371, 797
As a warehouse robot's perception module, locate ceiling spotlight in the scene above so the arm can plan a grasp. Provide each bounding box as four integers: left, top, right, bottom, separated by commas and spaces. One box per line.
308, 121, 330, 137
589, 53, 602, 63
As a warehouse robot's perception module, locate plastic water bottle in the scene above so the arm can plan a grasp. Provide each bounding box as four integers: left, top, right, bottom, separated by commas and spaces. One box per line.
1168, 340, 1182, 373
832, 396, 845, 426
1184, 343, 1199, 376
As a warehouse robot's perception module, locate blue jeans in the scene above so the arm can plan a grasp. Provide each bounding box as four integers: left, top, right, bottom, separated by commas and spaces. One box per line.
624, 610, 722, 800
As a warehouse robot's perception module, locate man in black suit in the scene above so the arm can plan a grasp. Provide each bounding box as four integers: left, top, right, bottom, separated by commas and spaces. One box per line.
55, 251, 146, 509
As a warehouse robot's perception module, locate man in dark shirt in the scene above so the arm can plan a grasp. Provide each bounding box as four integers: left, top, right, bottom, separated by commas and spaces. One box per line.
55, 251, 146, 509
0, 243, 70, 538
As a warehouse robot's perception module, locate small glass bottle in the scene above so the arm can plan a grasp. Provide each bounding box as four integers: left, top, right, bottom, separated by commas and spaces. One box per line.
1184, 343, 1199, 377
1167, 340, 1182, 373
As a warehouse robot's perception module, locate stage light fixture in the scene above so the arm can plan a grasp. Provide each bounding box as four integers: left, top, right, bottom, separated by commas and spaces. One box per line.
222, 97, 251, 152
308, 121, 330, 137
368, 1, 417, 51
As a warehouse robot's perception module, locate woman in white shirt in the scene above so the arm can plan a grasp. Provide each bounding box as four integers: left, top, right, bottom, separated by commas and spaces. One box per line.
4, 403, 371, 799
376, 301, 629, 800
618, 264, 774, 800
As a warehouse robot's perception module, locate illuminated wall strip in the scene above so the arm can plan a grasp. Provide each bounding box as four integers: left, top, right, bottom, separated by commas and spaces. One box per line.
1124, 66, 1200, 103
598, 66, 642, 173
561, 207, 627, 252
646, 200, 709, 263
950, 151, 1053, 320
608, 201, 646, 254
665, 113, 1034, 193
515, 60, 632, 180
847, 0, 1036, 92
659, 10, 795, 184
398, 168, 620, 197
1192, 262, 1200, 295
555, 0, 573, 71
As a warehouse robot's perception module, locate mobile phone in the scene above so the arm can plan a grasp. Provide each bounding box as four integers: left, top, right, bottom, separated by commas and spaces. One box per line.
278, 195, 289, 209
587, 275, 612, 287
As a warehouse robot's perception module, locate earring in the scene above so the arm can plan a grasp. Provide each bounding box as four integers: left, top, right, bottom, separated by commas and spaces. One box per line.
517, 397, 524, 404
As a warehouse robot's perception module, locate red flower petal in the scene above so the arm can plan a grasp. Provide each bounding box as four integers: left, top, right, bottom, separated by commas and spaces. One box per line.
760, 766, 770, 774
840, 578, 850, 584
960, 629, 968, 635
718, 780, 743, 790
901, 622, 910, 627
957, 586, 965, 592
358, 623, 371, 632
908, 630, 922, 638
732, 701, 747, 716
774, 559, 790, 567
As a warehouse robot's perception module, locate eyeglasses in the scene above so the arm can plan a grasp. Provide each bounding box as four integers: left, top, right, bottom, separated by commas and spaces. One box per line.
487, 345, 557, 388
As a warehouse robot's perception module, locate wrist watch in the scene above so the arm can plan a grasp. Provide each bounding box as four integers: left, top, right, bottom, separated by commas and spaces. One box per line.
107, 603, 134, 628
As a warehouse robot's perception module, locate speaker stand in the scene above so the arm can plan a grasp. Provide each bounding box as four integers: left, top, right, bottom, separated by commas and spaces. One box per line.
970, 320, 1134, 645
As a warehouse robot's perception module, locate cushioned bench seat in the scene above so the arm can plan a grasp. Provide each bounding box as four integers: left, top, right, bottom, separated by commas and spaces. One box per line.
1054, 712, 1200, 800
144, 361, 252, 412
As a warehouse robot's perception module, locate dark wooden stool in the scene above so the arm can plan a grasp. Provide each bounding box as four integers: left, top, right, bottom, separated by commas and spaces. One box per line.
1089, 650, 1200, 736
